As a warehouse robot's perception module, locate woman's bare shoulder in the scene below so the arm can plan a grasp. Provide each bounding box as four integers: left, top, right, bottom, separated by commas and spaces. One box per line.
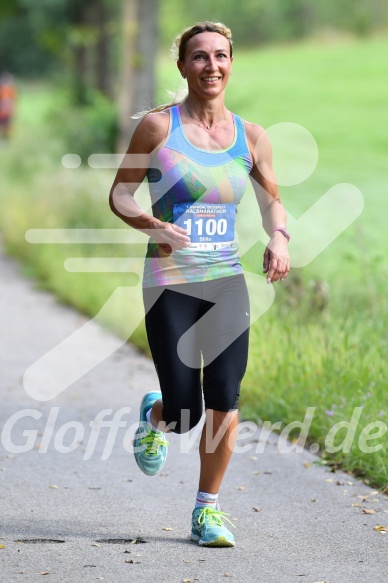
240, 119, 272, 165
241, 119, 266, 144
130, 109, 171, 153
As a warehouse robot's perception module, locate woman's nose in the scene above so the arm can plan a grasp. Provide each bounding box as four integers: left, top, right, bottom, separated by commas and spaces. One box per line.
205, 56, 217, 71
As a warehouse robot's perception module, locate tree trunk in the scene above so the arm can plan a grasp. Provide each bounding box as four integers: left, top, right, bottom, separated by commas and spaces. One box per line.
95, 0, 111, 98
132, 0, 159, 116
117, 0, 159, 152
117, 0, 139, 152
70, 0, 91, 105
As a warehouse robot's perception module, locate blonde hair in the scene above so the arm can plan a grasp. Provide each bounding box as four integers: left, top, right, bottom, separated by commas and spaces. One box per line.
132, 21, 233, 119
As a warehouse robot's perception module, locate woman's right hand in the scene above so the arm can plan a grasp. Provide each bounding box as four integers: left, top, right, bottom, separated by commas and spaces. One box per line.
156, 222, 191, 254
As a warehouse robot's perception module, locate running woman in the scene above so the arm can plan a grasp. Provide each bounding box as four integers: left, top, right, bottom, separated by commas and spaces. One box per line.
109, 21, 290, 547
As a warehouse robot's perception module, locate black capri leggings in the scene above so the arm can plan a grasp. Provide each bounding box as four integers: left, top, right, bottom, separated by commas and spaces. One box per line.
143, 274, 250, 434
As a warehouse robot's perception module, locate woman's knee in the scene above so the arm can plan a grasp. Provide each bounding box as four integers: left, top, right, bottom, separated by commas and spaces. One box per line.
162, 403, 203, 434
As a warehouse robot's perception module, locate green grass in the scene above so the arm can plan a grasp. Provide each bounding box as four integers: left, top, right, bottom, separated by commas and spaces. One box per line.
1, 36, 387, 490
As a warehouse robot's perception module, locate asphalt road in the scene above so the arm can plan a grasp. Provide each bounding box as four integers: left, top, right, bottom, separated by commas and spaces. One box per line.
1, 249, 387, 583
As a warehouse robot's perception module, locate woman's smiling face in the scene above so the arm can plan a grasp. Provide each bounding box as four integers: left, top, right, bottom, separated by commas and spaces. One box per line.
178, 32, 233, 98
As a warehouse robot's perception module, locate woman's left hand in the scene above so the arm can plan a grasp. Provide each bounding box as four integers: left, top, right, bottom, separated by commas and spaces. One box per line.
263, 232, 290, 283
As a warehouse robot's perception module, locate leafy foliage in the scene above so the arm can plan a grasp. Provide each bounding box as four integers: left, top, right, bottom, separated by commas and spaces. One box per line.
1, 0, 388, 78
45, 87, 118, 160
160, 0, 388, 47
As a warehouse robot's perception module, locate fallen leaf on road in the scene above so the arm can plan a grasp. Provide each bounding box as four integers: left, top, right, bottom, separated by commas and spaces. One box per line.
48, 485, 58, 489
91, 543, 100, 547
310, 499, 317, 502
362, 509, 376, 514
326, 479, 334, 483
162, 527, 173, 531
0, 544, 5, 549
183, 560, 192, 563
183, 579, 191, 582
352, 503, 360, 507
236, 486, 245, 490
224, 574, 233, 577
303, 462, 310, 468
373, 525, 388, 532
35, 572, 50, 575
253, 470, 260, 475
252, 507, 261, 512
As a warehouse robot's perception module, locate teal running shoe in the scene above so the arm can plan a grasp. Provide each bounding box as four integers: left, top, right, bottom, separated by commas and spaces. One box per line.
191, 507, 236, 547
133, 391, 169, 476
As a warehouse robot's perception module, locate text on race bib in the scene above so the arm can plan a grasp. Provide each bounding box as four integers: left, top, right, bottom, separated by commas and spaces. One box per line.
173, 203, 236, 250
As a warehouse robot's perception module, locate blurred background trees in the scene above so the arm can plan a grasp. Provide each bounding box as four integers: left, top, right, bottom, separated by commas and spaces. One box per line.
0, 0, 387, 151
2, 0, 387, 79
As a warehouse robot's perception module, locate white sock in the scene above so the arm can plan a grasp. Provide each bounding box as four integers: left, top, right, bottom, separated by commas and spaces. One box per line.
195, 490, 219, 509
146, 408, 162, 433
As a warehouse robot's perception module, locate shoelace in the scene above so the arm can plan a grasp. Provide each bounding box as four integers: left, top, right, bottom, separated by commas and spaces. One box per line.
140, 431, 169, 456
197, 507, 236, 528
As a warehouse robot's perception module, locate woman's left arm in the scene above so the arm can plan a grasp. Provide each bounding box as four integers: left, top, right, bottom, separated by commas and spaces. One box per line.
245, 122, 290, 283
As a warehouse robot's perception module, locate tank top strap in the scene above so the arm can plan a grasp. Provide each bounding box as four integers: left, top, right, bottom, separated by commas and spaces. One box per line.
232, 113, 248, 149
163, 105, 252, 171
170, 104, 180, 132
164, 105, 185, 152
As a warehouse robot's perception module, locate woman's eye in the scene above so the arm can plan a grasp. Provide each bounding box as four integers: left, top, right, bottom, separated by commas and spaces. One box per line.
194, 54, 205, 59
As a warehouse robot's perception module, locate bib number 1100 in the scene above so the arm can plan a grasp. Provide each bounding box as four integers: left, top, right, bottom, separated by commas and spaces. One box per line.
183, 218, 227, 237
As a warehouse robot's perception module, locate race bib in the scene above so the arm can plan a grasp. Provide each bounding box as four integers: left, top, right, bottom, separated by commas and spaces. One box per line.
173, 203, 236, 250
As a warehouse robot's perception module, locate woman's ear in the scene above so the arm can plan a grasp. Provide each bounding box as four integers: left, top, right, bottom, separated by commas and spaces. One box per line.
177, 60, 185, 78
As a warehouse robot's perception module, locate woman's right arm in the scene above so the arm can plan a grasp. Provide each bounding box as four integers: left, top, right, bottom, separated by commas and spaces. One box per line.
109, 112, 190, 251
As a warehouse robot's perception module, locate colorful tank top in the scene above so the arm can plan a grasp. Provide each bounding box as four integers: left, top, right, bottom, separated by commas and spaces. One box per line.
143, 105, 253, 287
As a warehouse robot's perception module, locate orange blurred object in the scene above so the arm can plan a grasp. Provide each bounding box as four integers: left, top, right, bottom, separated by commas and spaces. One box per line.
0, 73, 17, 138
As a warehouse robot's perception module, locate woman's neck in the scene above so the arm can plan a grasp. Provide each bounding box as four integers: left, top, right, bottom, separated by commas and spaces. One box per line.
182, 97, 229, 130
